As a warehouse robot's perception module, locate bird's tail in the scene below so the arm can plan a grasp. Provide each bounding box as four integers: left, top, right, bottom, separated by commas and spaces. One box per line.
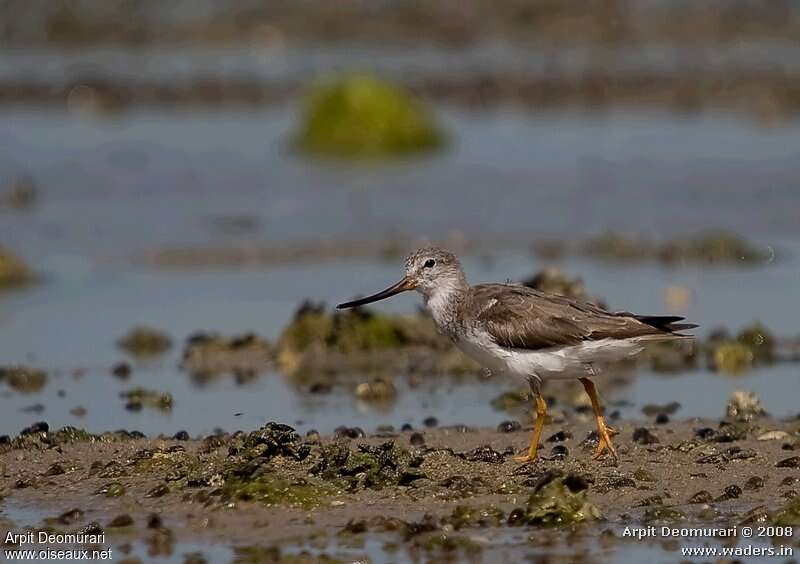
633, 315, 698, 335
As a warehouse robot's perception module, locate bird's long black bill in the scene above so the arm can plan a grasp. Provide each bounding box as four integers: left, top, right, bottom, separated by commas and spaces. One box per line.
336, 277, 416, 309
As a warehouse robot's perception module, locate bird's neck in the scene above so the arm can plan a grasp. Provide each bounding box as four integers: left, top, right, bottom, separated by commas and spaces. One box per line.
424, 280, 468, 334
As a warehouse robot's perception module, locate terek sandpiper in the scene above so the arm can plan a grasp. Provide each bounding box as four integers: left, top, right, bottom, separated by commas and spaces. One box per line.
337, 247, 696, 463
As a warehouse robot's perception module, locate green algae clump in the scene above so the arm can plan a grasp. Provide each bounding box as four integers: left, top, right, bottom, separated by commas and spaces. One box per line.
736, 322, 775, 362
296, 74, 444, 158
524, 474, 600, 527
772, 498, 800, 526
275, 301, 444, 374
0, 366, 47, 393
118, 326, 172, 356
312, 440, 423, 490
222, 475, 329, 509
712, 342, 754, 375
121, 387, 174, 411
0, 247, 34, 289
658, 230, 772, 265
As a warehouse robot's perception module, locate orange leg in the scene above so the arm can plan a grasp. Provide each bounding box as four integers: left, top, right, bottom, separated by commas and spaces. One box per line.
579, 377, 618, 462
514, 394, 547, 463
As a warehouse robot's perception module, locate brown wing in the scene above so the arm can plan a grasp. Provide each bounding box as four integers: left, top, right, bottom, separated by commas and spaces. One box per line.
472, 284, 667, 350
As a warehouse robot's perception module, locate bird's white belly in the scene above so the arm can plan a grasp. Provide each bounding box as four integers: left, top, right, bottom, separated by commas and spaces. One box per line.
456, 333, 644, 380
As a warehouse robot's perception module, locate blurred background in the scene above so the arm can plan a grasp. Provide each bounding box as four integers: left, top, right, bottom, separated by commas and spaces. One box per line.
1, 0, 799, 438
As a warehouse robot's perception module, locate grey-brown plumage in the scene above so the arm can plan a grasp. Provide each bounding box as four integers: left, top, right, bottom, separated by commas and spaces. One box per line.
337, 246, 697, 463
470, 283, 695, 351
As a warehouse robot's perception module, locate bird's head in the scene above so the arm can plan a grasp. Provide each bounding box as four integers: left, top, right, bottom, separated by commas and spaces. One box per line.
337, 246, 466, 309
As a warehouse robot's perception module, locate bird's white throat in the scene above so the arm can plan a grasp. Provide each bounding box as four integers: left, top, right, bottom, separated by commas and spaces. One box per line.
423, 278, 464, 330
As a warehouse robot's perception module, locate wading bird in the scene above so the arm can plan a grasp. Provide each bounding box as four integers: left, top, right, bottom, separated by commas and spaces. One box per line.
337, 247, 696, 463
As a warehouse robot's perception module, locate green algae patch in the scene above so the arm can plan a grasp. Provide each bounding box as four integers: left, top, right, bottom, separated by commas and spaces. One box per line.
0, 247, 34, 290
445, 505, 505, 529
121, 387, 174, 411
118, 326, 172, 356
523, 474, 601, 527
0, 366, 47, 393
296, 74, 444, 158
659, 230, 772, 266
490, 388, 530, 412
578, 230, 772, 266
772, 498, 800, 526
181, 332, 273, 378
222, 475, 330, 509
275, 301, 449, 374
736, 323, 775, 362
311, 440, 424, 490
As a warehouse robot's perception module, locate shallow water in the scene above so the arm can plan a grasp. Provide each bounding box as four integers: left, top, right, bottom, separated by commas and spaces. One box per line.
2, 500, 793, 564
2, 105, 800, 436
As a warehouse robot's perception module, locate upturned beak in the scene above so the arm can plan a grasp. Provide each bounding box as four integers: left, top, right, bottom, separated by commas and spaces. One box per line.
336, 276, 417, 309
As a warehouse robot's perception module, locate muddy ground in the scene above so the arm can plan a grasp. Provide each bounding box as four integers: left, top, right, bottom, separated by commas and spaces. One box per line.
1, 417, 799, 561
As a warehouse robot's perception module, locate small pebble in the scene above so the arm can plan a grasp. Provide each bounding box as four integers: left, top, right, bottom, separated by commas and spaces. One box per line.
547, 430, 572, 442
409, 432, 425, 446
744, 476, 765, 490
20, 421, 48, 435
107, 514, 134, 528
689, 490, 714, 504
173, 430, 190, 441
776, 456, 800, 468
423, 417, 438, 428
507, 508, 526, 526
655, 413, 669, 425
334, 426, 365, 439
550, 445, 568, 460
401, 423, 414, 432
497, 420, 521, 433
632, 427, 659, 445
111, 362, 131, 379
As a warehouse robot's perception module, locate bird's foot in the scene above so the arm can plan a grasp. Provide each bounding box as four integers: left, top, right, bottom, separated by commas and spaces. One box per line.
513, 453, 538, 463
593, 435, 619, 463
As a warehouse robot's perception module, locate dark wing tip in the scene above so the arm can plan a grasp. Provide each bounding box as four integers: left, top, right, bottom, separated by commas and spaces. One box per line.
633, 315, 699, 333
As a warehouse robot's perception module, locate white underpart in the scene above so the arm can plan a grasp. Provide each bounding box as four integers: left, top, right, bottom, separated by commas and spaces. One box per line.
423, 279, 463, 328
455, 330, 645, 382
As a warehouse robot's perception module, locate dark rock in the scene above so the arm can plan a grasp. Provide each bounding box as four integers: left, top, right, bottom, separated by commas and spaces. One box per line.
776, 456, 800, 468
632, 428, 659, 445
20, 421, 48, 435
111, 362, 131, 379
107, 514, 134, 528
308, 382, 332, 394
655, 414, 669, 425
507, 507, 526, 526
43, 463, 65, 476
716, 484, 742, 501
497, 420, 521, 433
423, 417, 438, 428
147, 514, 163, 529
341, 518, 368, 534
334, 426, 366, 439
461, 445, 504, 464
689, 490, 714, 504
550, 445, 568, 460
547, 430, 572, 442
401, 423, 414, 432
146, 484, 170, 498
409, 432, 425, 446
695, 427, 716, 440
744, 476, 765, 490
173, 430, 190, 441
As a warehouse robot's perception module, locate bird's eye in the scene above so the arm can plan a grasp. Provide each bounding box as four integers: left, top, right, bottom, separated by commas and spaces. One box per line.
424, 259, 436, 268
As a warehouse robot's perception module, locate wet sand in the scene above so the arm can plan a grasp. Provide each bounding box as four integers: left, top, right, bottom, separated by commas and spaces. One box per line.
2, 418, 798, 560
